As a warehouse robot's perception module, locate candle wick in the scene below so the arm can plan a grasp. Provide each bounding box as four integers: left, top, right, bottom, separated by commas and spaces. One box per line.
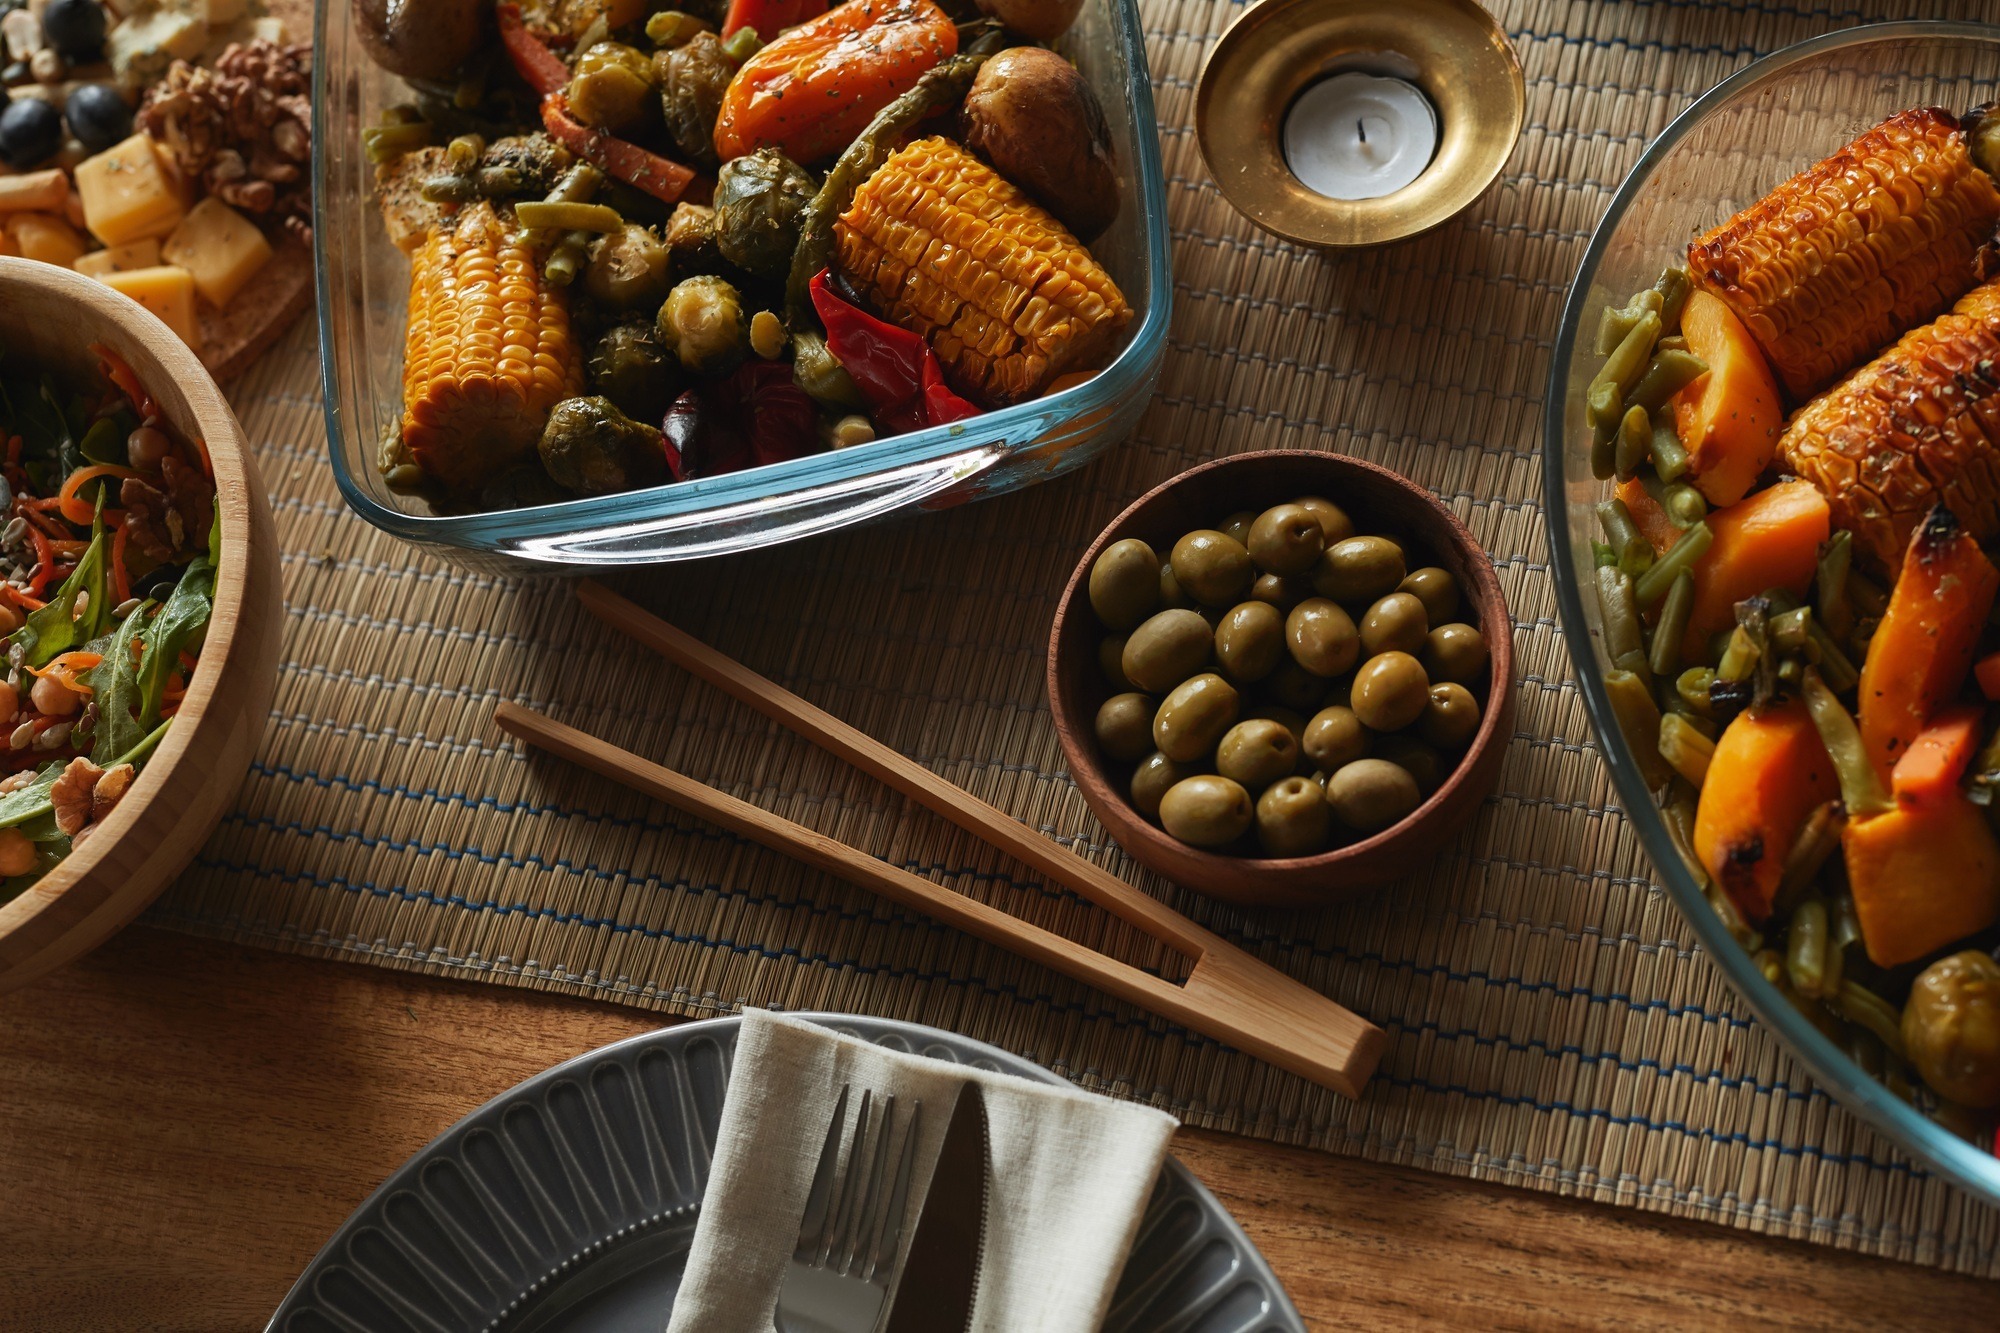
1356, 118, 1367, 144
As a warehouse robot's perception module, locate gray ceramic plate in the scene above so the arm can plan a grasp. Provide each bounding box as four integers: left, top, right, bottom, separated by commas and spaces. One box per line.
267, 1013, 1305, 1332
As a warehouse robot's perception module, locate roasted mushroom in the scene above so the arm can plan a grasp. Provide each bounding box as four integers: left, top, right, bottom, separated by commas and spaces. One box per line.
961, 47, 1119, 241
712, 148, 817, 279
355, 0, 488, 81
538, 396, 669, 495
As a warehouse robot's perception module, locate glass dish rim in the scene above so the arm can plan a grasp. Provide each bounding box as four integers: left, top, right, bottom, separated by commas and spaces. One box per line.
309, 0, 1174, 552
1542, 19, 2000, 1206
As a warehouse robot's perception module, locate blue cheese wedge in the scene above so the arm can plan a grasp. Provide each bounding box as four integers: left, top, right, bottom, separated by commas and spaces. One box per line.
108, 8, 208, 92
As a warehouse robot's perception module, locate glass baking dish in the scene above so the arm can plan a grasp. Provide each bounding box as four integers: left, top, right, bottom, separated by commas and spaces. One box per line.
310, 0, 1171, 571
1545, 22, 2000, 1206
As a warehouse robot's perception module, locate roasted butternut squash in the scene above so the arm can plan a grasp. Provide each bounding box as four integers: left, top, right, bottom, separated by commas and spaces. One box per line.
1680, 478, 1829, 660
1614, 477, 1681, 554
1694, 702, 1838, 922
1673, 289, 1785, 508
1843, 792, 2000, 967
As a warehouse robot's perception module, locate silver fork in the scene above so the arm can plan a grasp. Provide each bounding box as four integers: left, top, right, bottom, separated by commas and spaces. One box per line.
775, 1085, 922, 1333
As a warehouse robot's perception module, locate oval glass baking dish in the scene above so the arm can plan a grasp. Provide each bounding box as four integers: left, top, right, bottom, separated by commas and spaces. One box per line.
1545, 22, 2000, 1207
310, 0, 1171, 571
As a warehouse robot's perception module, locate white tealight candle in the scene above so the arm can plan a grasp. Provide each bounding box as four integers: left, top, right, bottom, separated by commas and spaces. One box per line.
1283, 72, 1439, 201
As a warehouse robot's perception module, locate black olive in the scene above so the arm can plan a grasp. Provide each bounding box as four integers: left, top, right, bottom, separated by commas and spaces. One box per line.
41, 0, 107, 60
0, 96, 61, 168
64, 82, 131, 155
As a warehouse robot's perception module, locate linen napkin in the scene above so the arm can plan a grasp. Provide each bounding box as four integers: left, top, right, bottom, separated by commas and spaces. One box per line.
668, 1010, 1179, 1333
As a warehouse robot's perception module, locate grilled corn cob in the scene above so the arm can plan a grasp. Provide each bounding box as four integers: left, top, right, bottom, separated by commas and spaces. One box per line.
833, 136, 1131, 406
399, 202, 585, 488
1687, 108, 2000, 403
1779, 276, 2000, 573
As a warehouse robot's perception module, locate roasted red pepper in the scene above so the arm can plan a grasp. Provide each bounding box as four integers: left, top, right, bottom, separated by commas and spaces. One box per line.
722, 0, 829, 41
497, 3, 571, 96
662, 362, 821, 481
540, 95, 701, 205
808, 271, 976, 434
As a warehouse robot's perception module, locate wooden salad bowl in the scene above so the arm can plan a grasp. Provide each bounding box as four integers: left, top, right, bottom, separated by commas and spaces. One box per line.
0, 259, 281, 993
1047, 449, 1515, 909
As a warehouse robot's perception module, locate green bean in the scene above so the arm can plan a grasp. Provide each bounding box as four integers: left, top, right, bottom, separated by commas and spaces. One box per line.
1634, 520, 1713, 607
1586, 378, 1622, 429
1800, 667, 1892, 817
1830, 892, 1861, 953
1597, 563, 1646, 664
1596, 499, 1649, 572
363, 120, 433, 163
1814, 530, 1854, 644
544, 163, 603, 206
1587, 382, 1621, 480
1651, 420, 1690, 481
1595, 289, 1664, 356
1760, 586, 1800, 616
1613, 648, 1652, 683
1663, 790, 1707, 880
1741, 596, 1778, 709
1820, 914, 1845, 999
1676, 667, 1717, 717
1656, 334, 1689, 354
446, 133, 485, 171
1769, 605, 1812, 653
1777, 973, 1851, 1043
1718, 626, 1759, 682
646, 9, 711, 45
1626, 349, 1709, 414
1653, 264, 1693, 333
1771, 798, 1845, 921
1659, 711, 1715, 787
1706, 877, 1761, 952
1592, 541, 1618, 569
722, 25, 763, 61
1805, 620, 1858, 693
1662, 483, 1706, 527
1832, 980, 1907, 1060
1604, 667, 1676, 789
1968, 721, 2000, 807
543, 231, 593, 287
1649, 571, 1695, 678
1848, 569, 1888, 619
1785, 898, 1830, 998
420, 174, 476, 204
515, 200, 625, 231
1615, 405, 1652, 481
1593, 311, 1664, 396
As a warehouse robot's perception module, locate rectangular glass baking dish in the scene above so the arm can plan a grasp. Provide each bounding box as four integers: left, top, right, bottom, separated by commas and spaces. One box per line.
310, 0, 1171, 571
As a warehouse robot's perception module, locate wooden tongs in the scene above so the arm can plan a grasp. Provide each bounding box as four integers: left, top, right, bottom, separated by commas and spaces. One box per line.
493, 581, 1384, 1098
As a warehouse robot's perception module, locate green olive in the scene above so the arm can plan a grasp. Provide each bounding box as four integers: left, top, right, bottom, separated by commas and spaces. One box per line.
1121, 609, 1211, 694
1325, 758, 1421, 833
1313, 536, 1406, 605
1418, 681, 1481, 750
1399, 566, 1460, 625
1152, 672, 1240, 763
1158, 560, 1191, 609
1285, 598, 1360, 677
1099, 635, 1132, 690
1423, 622, 1490, 684
1265, 657, 1332, 712
1089, 538, 1159, 631
1251, 571, 1312, 611
1159, 774, 1254, 847
1171, 530, 1254, 607
1903, 951, 2000, 1108
1293, 495, 1354, 545
1373, 734, 1446, 795
1359, 591, 1430, 657
1219, 510, 1257, 545
1350, 651, 1431, 731
1215, 718, 1299, 791
1131, 750, 1200, 820
1256, 775, 1332, 858
1245, 705, 1309, 764
1094, 692, 1157, 763
1303, 705, 1368, 772
1246, 503, 1325, 576
1214, 601, 1284, 684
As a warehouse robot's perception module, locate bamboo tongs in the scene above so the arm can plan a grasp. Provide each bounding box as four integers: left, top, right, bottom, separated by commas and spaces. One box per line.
492, 581, 1384, 1098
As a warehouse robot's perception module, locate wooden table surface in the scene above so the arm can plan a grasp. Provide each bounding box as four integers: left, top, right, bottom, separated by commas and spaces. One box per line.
2, 926, 1993, 1330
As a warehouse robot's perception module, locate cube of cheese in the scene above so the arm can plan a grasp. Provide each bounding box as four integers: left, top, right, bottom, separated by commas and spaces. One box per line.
73, 133, 183, 247
101, 265, 200, 349
73, 237, 163, 277
5, 212, 87, 267
161, 196, 270, 307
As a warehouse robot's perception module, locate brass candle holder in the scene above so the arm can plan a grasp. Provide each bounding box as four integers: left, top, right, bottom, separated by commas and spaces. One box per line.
1195, 0, 1525, 248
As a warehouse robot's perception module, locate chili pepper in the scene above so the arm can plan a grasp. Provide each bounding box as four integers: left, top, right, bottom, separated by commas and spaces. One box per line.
722, 0, 828, 41
26, 523, 54, 598
87, 343, 158, 422
808, 270, 976, 434
541, 94, 701, 205
661, 361, 821, 481
498, 3, 572, 97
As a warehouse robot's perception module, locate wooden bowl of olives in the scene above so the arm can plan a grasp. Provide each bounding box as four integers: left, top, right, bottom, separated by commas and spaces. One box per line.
1047, 450, 1514, 908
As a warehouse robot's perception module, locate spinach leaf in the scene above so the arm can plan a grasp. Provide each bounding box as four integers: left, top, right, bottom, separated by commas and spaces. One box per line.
86, 601, 152, 765
135, 553, 213, 729
13, 507, 108, 667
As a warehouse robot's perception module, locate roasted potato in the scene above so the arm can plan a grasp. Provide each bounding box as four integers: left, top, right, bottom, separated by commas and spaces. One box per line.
961, 47, 1118, 241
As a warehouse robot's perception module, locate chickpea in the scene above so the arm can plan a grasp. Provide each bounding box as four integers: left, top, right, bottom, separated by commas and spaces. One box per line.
0, 680, 18, 719
30, 673, 81, 717
0, 602, 22, 636
0, 826, 34, 878
127, 423, 174, 472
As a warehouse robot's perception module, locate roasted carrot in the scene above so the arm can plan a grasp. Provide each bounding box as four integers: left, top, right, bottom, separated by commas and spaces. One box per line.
713, 0, 956, 164
1614, 476, 1681, 554
1858, 504, 2000, 782
1891, 705, 1986, 808
1844, 791, 2000, 967
1672, 289, 1785, 508
56, 464, 138, 527
498, 3, 571, 97
1693, 702, 1839, 922
1679, 478, 1828, 660
541, 96, 700, 205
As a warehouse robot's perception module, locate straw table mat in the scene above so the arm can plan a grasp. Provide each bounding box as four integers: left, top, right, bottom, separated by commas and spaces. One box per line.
151, 0, 2000, 1280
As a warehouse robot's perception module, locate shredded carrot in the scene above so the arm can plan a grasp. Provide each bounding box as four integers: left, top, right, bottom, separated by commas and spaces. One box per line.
26, 651, 103, 697
57, 464, 139, 528
3, 587, 45, 612
88, 343, 158, 422
46, 540, 87, 559
109, 519, 130, 606
26, 524, 54, 597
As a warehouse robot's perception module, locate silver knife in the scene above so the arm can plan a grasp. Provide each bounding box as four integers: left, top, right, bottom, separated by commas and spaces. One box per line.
881, 1081, 988, 1333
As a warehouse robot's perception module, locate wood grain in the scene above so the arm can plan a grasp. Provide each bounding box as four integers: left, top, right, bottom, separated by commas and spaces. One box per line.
0, 259, 283, 994
0, 927, 1992, 1331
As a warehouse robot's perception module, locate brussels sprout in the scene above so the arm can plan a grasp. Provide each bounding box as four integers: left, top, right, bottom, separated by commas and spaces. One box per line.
657, 32, 732, 169
657, 275, 746, 376
713, 148, 817, 280
538, 396, 668, 496
585, 223, 674, 309
570, 42, 656, 132
663, 200, 726, 276
588, 321, 679, 423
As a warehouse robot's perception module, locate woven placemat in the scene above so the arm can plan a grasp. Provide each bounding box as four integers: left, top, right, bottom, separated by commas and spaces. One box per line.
152, 0, 2000, 1278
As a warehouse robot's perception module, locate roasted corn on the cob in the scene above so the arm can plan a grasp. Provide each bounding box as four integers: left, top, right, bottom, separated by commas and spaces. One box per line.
833, 135, 1131, 406
1779, 276, 2000, 573
1688, 107, 2000, 403
399, 202, 585, 488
